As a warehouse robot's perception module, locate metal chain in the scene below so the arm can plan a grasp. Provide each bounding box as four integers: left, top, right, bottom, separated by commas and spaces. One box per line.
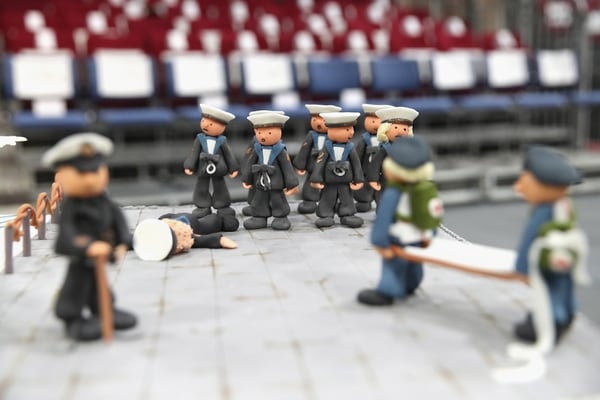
439, 223, 472, 244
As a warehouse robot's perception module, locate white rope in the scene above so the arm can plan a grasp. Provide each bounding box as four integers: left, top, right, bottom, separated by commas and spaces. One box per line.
439, 223, 472, 244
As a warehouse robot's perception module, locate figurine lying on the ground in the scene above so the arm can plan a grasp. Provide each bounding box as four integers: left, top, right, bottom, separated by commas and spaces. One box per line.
133, 212, 238, 261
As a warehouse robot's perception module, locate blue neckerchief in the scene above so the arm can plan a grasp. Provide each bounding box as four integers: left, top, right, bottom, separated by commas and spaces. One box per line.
325, 139, 354, 161
310, 130, 327, 151
362, 132, 376, 146
196, 133, 226, 154
381, 141, 392, 154
174, 215, 191, 226
254, 141, 285, 165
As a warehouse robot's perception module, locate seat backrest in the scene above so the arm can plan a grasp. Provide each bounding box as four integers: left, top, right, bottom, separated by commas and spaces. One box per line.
536, 49, 579, 88
164, 52, 228, 97
485, 48, 530, 89
240, 53, 296, 95
306, 57, 361, 95
370, 56, 421, 93
4, 51, 77, 100
430, 50, 477, 91
88, 50, 156, 99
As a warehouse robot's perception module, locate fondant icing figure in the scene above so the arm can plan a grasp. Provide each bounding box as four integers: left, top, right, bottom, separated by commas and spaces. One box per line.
293, 104, 341, 214
133, 212, 237, 261
358, 136, 443, 306
242, 111, 299, 230
309, 112, 365, 228
184, 104, 239, 221
42, 133, 137, 341
512, 146, 589, 347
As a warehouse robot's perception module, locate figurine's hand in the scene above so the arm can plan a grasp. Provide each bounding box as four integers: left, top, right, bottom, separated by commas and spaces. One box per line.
219, 236, 238, 249
229, 170, 239, 178
375, 247, 395, 260
284, 186, 299, 196
87, 241, 112, 259
112, 244, 128, 263
242, 182, 253, 189
369, 181, 381, 191
296, 169, 306, 176
350, 182, 364, 191
310, 182, 325, 190
184, 168, 194, 176
421, 239, 431, 248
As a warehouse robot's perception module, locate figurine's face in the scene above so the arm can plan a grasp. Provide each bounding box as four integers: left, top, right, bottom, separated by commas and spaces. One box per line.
327, 125, 354, 143
200, 116, 226, 136
513, 171, 568, 204
386, 122, 412, 142
56, 165, 109, 198
311, 115, 326, 132
364, 115, 381, 134
254, 126, 282, 146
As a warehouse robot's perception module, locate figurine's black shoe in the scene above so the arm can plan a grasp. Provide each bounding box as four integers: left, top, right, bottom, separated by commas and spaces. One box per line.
221, 216, 240, 232
242, 205, 253, 216
113, 308, 137, 330
244, 217, 268, 230
66, 317, 102, 341
315, 217, 335, 228
192, 207, 211, 218
297, 201, 317, 214
357, 289, 394, 306
355, 202, 372, 213
340, 215, 363, 228
514, 313, 574, 344
216, 207, 236, 217
271, 217, 291, 230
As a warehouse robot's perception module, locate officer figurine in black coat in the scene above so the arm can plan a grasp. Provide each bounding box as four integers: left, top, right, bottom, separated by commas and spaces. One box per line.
184, 104, 240, 222
42, 133, 137, 342
309, 112, 365, 228
292, 104, 341, 214
242, 111, 299, 230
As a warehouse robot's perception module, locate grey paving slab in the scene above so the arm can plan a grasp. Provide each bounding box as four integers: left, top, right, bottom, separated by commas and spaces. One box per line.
1, 201, 600, 400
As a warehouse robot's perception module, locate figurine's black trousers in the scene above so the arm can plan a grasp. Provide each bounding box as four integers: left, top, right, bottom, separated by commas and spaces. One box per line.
55, 259, 114, 322
317, 184, 357, 218
193, 176, 231, 209
300, 175, 321, 202
250, 189, 290, 218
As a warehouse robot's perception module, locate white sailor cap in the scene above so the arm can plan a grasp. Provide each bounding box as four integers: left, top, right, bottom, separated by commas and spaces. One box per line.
133, 219, 175, 261
362, 103, 393, 115
42, 132, 113, 171
248, 110, 285, 116
305, 104, 342, 115
247, 111, 290, 127
200, 104, 235, 124
320, 112, 361, 127
375, 106, 419, 125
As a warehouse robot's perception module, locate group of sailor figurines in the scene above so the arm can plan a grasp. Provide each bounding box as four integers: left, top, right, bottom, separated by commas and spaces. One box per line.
39, 102, 589, 361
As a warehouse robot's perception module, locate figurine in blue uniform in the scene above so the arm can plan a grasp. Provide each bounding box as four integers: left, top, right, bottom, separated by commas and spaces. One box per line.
42, 133, 137, 341
184, 104, 239, 220
358, 136, 443, 306
293, 104, 341, 214
366, 107, 419, 201
242, 111, 299, 230
512, 146, 588, 344
353, 104, 392, 212
309, 112, 365, 228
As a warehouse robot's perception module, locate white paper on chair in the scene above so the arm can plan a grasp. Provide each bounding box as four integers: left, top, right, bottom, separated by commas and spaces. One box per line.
95, 51, 153, 98
487, 49, 529, 88
12, 52, 74, 99
404, 237, 517, 276
431, 50, 476, 91
242, 53, 295, 95
169, 53, 227, 96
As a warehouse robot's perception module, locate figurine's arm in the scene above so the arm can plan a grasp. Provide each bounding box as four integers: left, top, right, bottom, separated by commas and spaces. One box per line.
366, 149, 385, 184
349, 149, 364, 190
515, 205, 553, 275
54, 200, 90, 258
183, 139, 201, 174
309, 151, 327, 189
280, 151, 300, 192
292, 134, 313, 171
370, 188, 401, 250
221, 141, 240, 177
241, 151, 258, 187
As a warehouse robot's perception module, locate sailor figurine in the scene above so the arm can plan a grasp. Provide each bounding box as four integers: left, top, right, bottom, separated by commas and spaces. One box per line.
293, 104, 342, 214
42, 133, 137, 341
366, 106, 419, 199
513, 145, 589, 345
309, 111, 365, 228
242, 111, 299, 230
184, 104, 240, 221
358, 136, 443, 306
353, 104, 392, 212
133, 212, 238, 261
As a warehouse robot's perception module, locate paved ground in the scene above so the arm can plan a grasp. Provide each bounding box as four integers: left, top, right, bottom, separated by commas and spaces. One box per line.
1, 200, 599, 400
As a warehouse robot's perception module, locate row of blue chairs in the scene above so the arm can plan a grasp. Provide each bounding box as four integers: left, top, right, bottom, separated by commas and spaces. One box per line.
2, 48, 600, 137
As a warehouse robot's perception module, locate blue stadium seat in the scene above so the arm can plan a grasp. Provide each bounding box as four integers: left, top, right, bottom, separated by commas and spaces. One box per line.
3, 52, 91, 134
305, 56, 364, 111
368, 56, 421, 101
